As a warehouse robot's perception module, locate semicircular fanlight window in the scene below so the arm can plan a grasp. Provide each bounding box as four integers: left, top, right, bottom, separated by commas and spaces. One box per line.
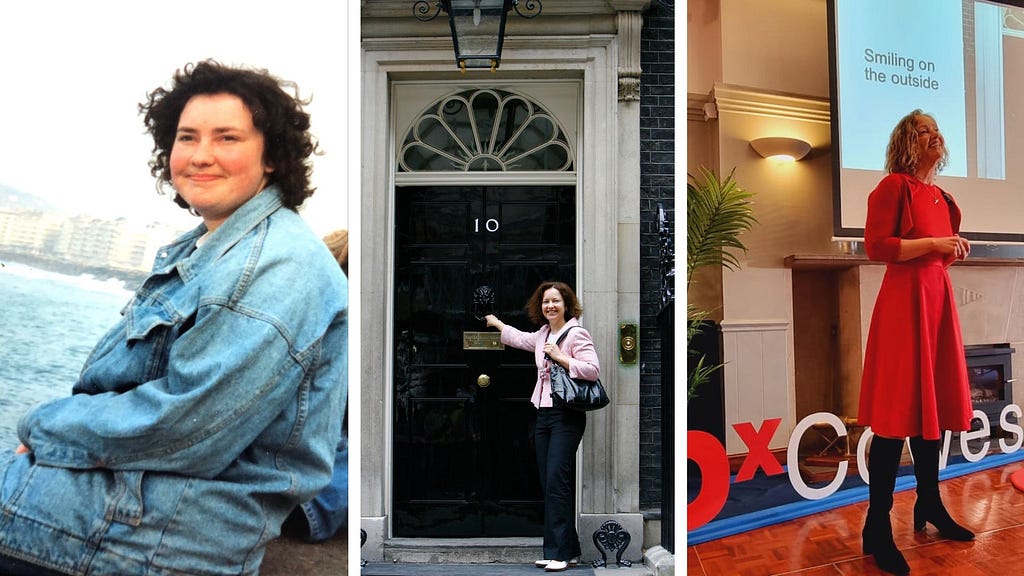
398, 89, 574, 172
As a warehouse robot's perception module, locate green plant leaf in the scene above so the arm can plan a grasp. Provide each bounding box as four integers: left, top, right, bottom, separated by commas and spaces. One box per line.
687, 166, 758, 286
686, 166, 756, 401
688, 353, 723, 401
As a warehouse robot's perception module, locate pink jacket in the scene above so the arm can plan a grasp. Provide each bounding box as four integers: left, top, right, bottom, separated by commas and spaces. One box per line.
500, 317, 601, 408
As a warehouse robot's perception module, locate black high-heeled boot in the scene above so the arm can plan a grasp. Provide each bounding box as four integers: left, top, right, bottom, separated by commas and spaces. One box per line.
909, 436, 974, 541
863, 436, 910, 575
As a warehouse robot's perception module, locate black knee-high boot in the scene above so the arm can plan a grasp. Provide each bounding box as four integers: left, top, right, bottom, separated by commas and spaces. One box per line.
909, 436, 974, 541
863, 436, 910, 575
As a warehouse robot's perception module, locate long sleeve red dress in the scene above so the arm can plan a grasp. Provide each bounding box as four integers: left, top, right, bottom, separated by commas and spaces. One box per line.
858, 173, 973, 441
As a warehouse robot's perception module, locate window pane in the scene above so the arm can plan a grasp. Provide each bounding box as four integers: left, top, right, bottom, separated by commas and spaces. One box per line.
399, 89, 574, 172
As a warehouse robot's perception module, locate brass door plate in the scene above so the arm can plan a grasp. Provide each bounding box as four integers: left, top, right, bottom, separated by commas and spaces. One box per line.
463, 331, 505, 350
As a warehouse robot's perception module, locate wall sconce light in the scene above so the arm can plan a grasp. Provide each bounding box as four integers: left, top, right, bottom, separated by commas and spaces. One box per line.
750, 137, 811, 162
414, 0, 543, 72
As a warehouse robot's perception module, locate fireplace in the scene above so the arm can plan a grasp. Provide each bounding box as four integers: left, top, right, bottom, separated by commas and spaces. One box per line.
965, 343, 1015, 431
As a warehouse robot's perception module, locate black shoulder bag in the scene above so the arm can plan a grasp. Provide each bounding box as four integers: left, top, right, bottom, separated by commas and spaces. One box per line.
547, 326, 610, 411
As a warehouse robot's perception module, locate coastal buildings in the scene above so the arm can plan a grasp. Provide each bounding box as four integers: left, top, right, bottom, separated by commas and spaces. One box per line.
0, 207, 186, 279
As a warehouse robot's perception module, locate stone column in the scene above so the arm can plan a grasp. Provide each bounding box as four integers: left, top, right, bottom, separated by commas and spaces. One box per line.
578, 6, 645, 565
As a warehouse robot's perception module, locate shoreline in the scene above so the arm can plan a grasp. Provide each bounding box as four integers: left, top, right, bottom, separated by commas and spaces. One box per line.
0, 251, 146, 292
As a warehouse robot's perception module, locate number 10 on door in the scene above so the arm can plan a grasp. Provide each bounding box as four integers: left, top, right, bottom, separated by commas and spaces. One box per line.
475, 218, 500, 233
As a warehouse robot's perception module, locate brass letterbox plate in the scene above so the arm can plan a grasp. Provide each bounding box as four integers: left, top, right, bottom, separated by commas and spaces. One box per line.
463, 331, 505, 350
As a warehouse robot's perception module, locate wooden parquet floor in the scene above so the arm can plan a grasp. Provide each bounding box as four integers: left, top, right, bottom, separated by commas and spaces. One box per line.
687, 462, 1024, 575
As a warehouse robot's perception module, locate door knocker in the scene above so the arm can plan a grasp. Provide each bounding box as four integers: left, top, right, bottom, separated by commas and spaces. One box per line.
472, 285, 496, 321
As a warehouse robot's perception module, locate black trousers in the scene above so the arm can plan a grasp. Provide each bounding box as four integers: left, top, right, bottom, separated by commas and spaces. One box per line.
535, 407, 586, 561
0, 554, 67, 576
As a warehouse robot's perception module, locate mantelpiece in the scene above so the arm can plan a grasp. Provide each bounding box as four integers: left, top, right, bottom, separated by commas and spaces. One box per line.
784, 254, 1024, 269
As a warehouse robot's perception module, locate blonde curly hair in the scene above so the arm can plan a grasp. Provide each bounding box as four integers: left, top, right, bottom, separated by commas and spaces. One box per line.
884, 109, 948, 175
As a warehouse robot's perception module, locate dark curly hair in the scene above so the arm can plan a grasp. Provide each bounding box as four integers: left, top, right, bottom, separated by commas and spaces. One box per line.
525, 281, 583, 326
140, 60, 318, 211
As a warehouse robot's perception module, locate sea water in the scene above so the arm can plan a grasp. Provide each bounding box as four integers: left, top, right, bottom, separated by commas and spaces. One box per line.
0, 261, 132, 447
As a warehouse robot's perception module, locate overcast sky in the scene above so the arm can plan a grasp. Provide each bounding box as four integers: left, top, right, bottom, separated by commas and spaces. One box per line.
0, 1, 356, 236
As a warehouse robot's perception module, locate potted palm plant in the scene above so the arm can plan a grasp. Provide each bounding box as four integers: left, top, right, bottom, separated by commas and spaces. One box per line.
687, 166, 757, 401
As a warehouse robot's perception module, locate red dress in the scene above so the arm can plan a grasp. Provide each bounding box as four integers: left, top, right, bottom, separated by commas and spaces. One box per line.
858, 173, 973, 440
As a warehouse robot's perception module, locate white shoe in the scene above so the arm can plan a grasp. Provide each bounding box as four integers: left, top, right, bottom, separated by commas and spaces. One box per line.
535, 559, 552, 568
545, 560, 569, 572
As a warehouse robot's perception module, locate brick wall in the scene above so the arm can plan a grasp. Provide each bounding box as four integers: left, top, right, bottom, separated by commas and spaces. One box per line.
639, 2, 675, 512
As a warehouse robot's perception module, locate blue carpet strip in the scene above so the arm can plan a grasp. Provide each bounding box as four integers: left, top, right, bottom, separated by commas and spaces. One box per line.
361, 564, 596, 575
687, 450, 1024, 545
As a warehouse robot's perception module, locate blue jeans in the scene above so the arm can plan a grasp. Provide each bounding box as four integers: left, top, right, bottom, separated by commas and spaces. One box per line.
298, 432, 348, 541
535, 408, 586, 561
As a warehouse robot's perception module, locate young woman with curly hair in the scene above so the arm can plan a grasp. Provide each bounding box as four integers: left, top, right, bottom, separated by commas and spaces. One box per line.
0, 61, 347, 576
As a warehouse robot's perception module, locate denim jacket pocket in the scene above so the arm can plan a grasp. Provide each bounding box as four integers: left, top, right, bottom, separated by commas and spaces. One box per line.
126, 303, 177, 343
121, 303, 182, 385
110, 470, 144, 526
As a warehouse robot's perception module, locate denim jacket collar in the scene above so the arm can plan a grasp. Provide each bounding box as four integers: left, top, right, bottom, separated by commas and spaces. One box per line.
151, 186, 286, 283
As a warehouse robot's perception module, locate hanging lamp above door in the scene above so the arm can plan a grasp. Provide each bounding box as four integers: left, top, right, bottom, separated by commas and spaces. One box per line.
413, 0, 543, 71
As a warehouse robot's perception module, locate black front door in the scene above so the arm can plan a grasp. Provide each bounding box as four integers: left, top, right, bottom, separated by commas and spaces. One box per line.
393, 185, 576, 537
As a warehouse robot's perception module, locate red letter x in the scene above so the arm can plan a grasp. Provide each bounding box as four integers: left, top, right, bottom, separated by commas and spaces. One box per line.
732, 418, 784, 482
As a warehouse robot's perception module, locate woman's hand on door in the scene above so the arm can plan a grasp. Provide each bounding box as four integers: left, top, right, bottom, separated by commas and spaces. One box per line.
484, 314, 505, 332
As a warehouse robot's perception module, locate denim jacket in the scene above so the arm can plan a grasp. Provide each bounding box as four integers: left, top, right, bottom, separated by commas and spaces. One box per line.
0, 187, 348, 575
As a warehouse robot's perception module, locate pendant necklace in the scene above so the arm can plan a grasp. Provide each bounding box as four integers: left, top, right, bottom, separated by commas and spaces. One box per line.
915, 173, 941, 205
